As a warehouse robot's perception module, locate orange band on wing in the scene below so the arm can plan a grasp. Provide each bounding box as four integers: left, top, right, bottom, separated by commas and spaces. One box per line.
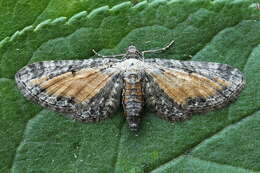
30, 69, 114, 103
150, 69, 231, 105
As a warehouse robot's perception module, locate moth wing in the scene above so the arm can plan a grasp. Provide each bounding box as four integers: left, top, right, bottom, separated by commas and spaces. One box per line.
143, 59, 245, 122
15, 59, 123, 122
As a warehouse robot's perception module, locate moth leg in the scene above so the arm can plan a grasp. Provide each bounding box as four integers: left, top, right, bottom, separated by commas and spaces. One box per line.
92, 49, 126, 58
142, 40, 175, 55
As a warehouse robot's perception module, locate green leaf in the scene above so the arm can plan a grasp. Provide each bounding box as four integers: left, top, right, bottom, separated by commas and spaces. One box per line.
1, 0, 260, 172
0, 0, 138, 40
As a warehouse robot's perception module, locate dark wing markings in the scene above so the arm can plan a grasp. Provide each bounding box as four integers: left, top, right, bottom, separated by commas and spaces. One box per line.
15, 59, 122, 122
144, 59, 245, 121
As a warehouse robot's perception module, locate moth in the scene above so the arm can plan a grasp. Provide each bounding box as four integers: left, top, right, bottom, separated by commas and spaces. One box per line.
15, 41, 245, 131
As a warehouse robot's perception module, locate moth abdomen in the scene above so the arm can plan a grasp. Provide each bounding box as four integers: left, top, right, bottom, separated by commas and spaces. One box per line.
122, 72, 144, 131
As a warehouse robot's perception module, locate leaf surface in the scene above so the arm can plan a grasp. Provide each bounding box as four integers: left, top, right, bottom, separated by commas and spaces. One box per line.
0, 0, 259, 172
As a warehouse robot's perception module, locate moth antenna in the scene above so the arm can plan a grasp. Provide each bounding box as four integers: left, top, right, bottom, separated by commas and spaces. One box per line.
142, 40, 175, 54
92, 49, 126, 58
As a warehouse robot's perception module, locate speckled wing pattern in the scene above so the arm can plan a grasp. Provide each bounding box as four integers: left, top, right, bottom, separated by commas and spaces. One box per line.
15, 44, 245, 131
15, 59, 123, 122
143, 59, 245, 122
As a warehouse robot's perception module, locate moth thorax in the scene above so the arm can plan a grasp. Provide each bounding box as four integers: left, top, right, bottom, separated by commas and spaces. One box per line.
122, 72, 144, 131
123, 72, 142, 83
126, 54, 140, 59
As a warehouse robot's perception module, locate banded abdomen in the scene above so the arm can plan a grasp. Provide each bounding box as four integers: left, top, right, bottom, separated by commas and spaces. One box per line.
122, 71, 144, 131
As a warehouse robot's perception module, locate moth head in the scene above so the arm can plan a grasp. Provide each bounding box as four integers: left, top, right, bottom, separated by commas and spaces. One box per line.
125, 45, 143, 60
127, 45, 138, 53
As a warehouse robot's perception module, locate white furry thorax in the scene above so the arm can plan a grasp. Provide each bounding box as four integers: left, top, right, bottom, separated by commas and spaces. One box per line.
112, 58, 151, 71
